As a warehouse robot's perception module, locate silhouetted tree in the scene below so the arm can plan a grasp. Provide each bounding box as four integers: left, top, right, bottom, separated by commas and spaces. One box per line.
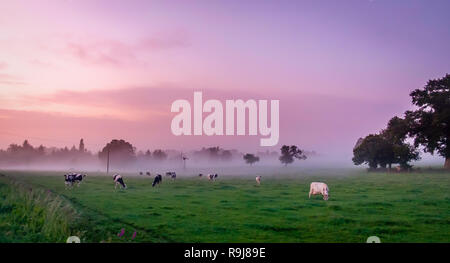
352, 134, 393, 170
152, 149, 167, 161
353, 123, 419, 170
405, 74, 450, 169
279, 145, 307, 166
99, 139, 136, 167
79, 139, 85, 152
243, 153, 260, 166
382, 116, 420, 169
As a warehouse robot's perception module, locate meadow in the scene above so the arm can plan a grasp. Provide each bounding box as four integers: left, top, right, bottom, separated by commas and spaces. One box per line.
0, 169, 449, 243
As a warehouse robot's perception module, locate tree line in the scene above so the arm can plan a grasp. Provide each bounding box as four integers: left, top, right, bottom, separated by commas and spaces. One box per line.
353, 74, 450, 170
0, 137, 311, 169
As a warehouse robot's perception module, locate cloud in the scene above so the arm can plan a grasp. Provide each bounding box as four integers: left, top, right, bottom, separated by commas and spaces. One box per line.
64, 31, 189, 67
0, 61, 7, 70
0, 73, 27, 86
6, 85, 407, 156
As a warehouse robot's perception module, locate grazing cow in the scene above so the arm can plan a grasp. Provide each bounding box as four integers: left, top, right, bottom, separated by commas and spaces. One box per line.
256, 176, 261, 185
165, 172, 176, 180
73, 173, 86, 186
64, 172, 85, 188
208, 174, 218, 181
64, 173, 75, 188
113, 174, 127, 189
198, 173, 203, 177
152, 174, 162, 187
309, 182, 329, 200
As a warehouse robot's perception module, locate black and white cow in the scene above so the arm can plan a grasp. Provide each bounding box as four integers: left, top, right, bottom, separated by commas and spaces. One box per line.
64, 173, 86, 188
165, 172, 176, 180
73, 173, 86, 186
113, 174, 127, 189
152, 174, 162, 187
64, 173, 75, 187
208, 173, 218, 181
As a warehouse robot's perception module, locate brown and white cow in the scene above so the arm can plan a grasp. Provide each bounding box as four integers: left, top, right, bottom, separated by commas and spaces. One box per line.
309, 182, 329, 200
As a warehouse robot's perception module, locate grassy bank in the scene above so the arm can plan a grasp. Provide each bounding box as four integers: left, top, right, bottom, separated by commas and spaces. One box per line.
0, 174, 80, 242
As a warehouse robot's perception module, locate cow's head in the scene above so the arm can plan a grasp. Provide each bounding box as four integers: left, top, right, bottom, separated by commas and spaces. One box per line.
323, 187, 329, 200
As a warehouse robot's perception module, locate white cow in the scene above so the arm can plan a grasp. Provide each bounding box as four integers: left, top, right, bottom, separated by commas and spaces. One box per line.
309, 182, 329, 200
256, 176, 261, 185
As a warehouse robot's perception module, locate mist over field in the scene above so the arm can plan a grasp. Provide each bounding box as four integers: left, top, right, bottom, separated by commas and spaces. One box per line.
0, 149, 444, 175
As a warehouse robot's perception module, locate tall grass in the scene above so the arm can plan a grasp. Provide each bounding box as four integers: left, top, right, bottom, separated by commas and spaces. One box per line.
0, 176, 79, 242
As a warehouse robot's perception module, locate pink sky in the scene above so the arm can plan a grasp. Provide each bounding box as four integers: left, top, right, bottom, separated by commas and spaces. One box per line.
1, 0, 449, 162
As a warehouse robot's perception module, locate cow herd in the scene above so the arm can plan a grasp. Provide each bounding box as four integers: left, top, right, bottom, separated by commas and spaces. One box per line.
64, 172, 331, 200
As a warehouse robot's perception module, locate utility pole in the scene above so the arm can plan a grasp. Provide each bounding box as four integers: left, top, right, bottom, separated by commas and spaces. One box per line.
182, 154, 188, 170
106, 148, 110, 174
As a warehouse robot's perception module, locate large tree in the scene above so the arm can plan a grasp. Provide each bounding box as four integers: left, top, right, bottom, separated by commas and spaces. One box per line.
352, 134, 392, 169
99, 139, 136, 167
279, 145, 307, 166
405, 74, 450, 169
382, 116, 420, 169
152, 149, 168, 161
352, 127, 419, 170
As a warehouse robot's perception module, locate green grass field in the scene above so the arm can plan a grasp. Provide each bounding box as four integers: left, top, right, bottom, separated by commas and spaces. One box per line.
0, 169, 449, 243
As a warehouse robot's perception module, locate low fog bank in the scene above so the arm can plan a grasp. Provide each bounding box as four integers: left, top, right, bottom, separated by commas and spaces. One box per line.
1, 153, 444, 177
1, 139, 445, 175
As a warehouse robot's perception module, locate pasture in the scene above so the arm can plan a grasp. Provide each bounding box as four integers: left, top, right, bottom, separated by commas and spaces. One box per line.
0, 169, 449, 243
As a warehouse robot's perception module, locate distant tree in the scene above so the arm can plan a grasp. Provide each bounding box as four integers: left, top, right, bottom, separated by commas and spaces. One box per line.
206, 146, 221, 160
22, 140, 33, 151
352, 134, 393, 170
37, 145, 45, 155
152, 149, 167, 161
99, 139, 136, 166
279, 145, 307, 166
383, 117, 409, 144
79, 139, 85, 152
243, 153, 260, 166
221, 150, 232, 161
405, 74, 450, 169
353, 126, 419, 170
382, 116, 420, 169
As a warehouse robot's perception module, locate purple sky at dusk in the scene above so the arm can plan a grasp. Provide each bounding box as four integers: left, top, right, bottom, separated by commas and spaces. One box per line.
0, 0, 449, 163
